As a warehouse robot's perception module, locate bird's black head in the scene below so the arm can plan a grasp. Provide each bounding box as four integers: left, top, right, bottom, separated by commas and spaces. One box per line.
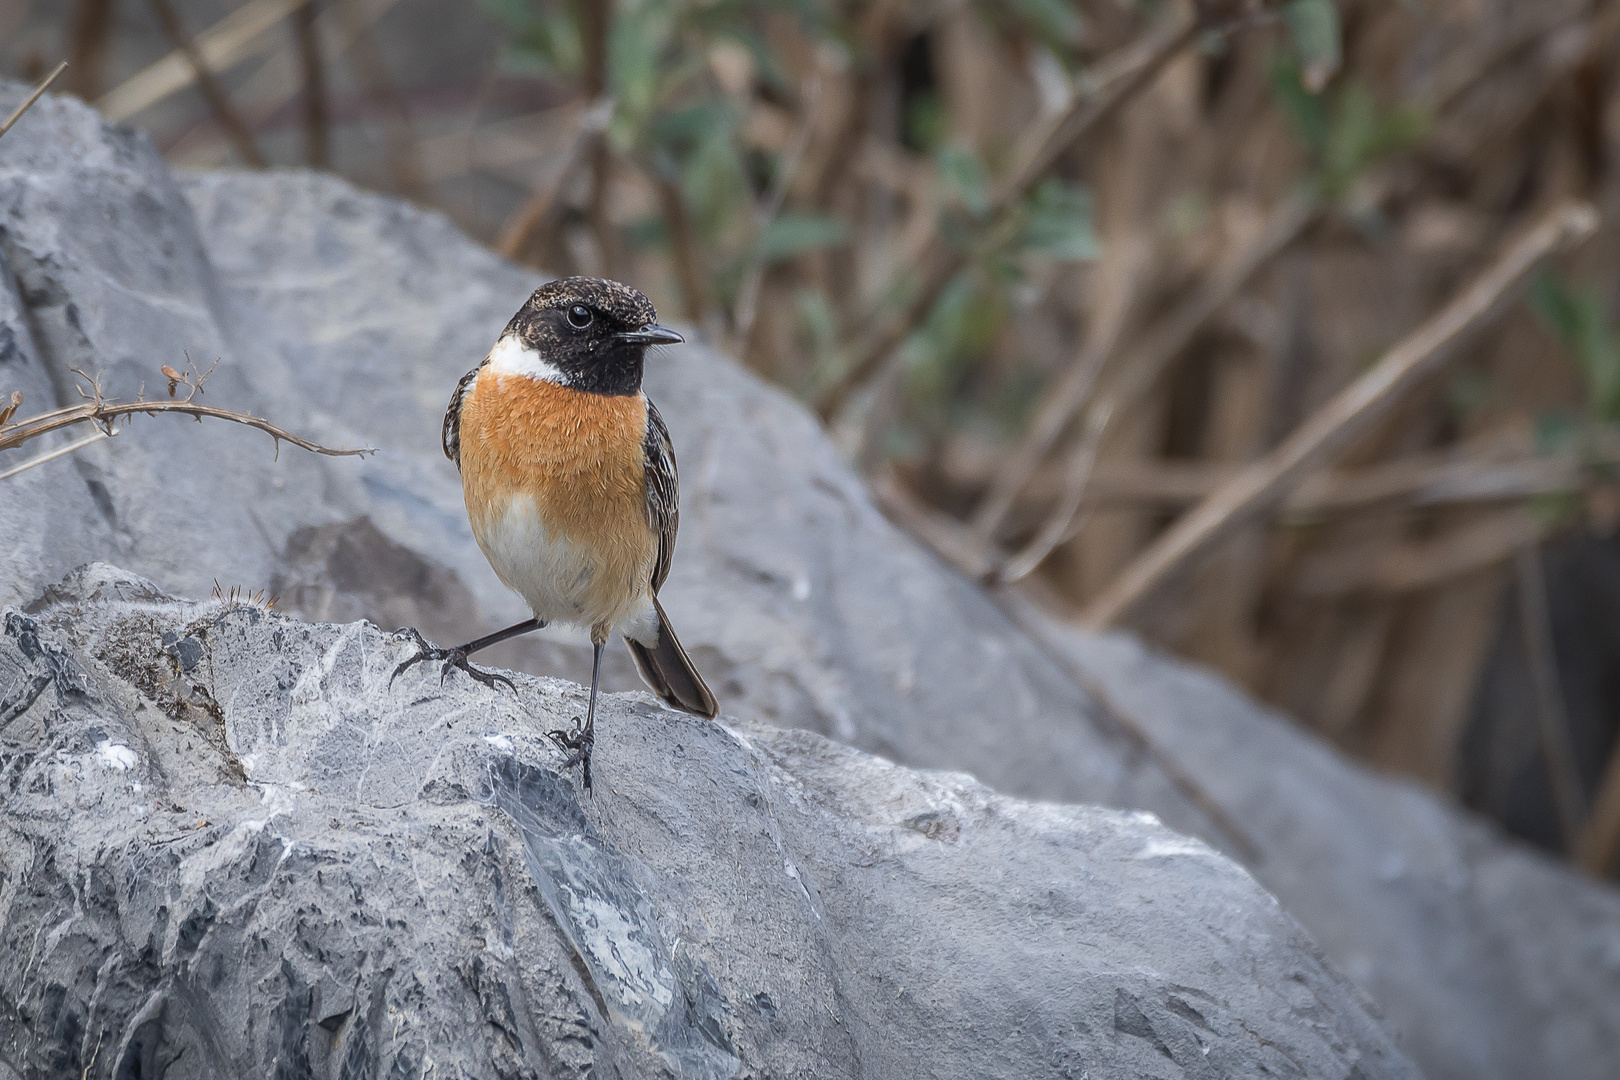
500, 277, 683, 396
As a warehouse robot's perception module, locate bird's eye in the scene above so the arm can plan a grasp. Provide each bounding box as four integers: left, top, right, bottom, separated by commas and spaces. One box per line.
567, 305, 593, 330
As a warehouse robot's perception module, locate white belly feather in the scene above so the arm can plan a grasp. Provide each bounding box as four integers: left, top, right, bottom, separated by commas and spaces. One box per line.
472, 493, 657, 640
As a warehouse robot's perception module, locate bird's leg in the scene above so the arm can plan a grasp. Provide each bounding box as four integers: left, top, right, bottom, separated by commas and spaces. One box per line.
552, 626, 607, 791
390, 618, 545, 693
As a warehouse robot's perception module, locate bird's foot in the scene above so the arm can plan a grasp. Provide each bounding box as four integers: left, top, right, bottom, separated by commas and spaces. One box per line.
390, 627, 516, 693
548, 717, 595, 791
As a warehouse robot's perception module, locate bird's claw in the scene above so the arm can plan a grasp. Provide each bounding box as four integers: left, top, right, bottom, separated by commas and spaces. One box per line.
391, 627, 516, 694
548, 716, 595, 790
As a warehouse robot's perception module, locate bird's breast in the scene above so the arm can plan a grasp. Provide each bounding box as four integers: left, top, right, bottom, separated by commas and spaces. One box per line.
456, 372, 656, 625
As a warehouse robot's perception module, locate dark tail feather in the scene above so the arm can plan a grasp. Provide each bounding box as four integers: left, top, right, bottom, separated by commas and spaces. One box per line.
626, 596, 718, 718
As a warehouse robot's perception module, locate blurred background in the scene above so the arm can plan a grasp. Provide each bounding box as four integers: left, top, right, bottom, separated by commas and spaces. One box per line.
4, 0, 1620, 878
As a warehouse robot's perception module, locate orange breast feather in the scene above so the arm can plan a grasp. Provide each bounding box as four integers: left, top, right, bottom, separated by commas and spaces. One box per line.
458, 373, 656, 610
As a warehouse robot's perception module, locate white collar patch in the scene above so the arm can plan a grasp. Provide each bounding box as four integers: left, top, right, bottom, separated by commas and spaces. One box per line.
485, 334, 566, 384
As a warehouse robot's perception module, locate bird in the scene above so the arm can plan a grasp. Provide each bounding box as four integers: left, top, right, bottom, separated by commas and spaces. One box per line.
392, 276, 718, 788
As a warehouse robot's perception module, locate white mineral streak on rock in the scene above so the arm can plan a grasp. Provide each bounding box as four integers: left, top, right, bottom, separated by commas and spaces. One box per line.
95, 741, 137, 770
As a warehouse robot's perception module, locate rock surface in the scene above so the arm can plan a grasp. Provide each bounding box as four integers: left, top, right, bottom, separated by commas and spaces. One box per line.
2, 83, 1619, 1078
0, 565, 1419, 1079
1040, 622, 1620, 1080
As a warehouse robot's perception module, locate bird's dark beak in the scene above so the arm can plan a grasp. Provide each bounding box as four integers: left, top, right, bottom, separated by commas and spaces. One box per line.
615, 323, 684, 346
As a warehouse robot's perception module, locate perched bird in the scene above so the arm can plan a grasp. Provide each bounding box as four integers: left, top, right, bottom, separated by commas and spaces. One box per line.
393, 277, 718, 787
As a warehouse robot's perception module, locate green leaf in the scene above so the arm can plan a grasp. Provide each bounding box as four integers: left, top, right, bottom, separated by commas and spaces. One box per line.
1272, 53, 1428, 201
997, 0, 1085, 50
1535, 410, 1581, 454
1285, 0, 1341, 92
1531, 273, 1620, 421
904, 92, 948, 154
759, 212, 848, 263
624, 214, 668, 251
1017, 179, 1099, 261
906, 274, 1003, 377
1269, 53, 1329, 156
795, 287, 839, 353
681, 121, 750, 241
608, 0, 679, 140
476, 0, 582, 79
648, 100, 737, 150
935, 143, 991, 218
1320, 83, 1428, 196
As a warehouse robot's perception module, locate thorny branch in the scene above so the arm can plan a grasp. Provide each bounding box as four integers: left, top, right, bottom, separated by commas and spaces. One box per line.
0, 361, 374, 480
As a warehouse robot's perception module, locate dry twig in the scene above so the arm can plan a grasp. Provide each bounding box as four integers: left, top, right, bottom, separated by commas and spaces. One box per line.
977, 190, 1318, 551
0, 364, 372, 475
147, 0, 268, 167
496, 97, 614, 260
1081, 201, 1598, 628
67, 0, 114, 100
968, 3, 1607, 573
732, 77, 823, 354
99, 0, 313, 122
989, 435, 1604, 531
1578, 743, 1620, 877
331, 0, 424, 197
1292, 509, 1541, 597
0, 61, 68, 140
1516, 541, 1587, 848
293, 0, 330, 169
161, 0, 406, 169
812, 8, 1202, 422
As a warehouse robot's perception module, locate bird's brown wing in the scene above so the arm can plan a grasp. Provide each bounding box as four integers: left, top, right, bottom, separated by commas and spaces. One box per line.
442, 365, 482, 467
643, 398, 679, 595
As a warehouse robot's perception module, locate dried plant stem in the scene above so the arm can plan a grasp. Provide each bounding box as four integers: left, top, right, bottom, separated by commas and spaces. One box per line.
976, 190, 1317, 545
1020, 448, 1601, 515
496, 98, 613, 260
160, 0, 405, 169
332, 0, 424, 197
1515, 541, 1587, 848
655, 173, 708, 324
99, 0, 313, 122
965, 3, 1590, 563
147, 0, 268, 167
579, 0, 616, 277
1293, 509, 1541, 597
807, 0, 903, 211
293, 0, 330, 169
0, 399, 372, 462
990, 234, 1150, 583
0, 428, 109, 481
0, 62, 68, 140
1577, 741, 1620, 877
733, 77, 822, 354
813, 9, 1201, 422
67, 0, 114, 100
1081, 201, 1598, 629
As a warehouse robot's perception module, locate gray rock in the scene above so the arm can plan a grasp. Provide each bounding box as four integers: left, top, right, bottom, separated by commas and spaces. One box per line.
0, 564, 1419, 1079
3, 83, 1619, 1078
0, 86, 334, 612
1039, 623, 1620, 1080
